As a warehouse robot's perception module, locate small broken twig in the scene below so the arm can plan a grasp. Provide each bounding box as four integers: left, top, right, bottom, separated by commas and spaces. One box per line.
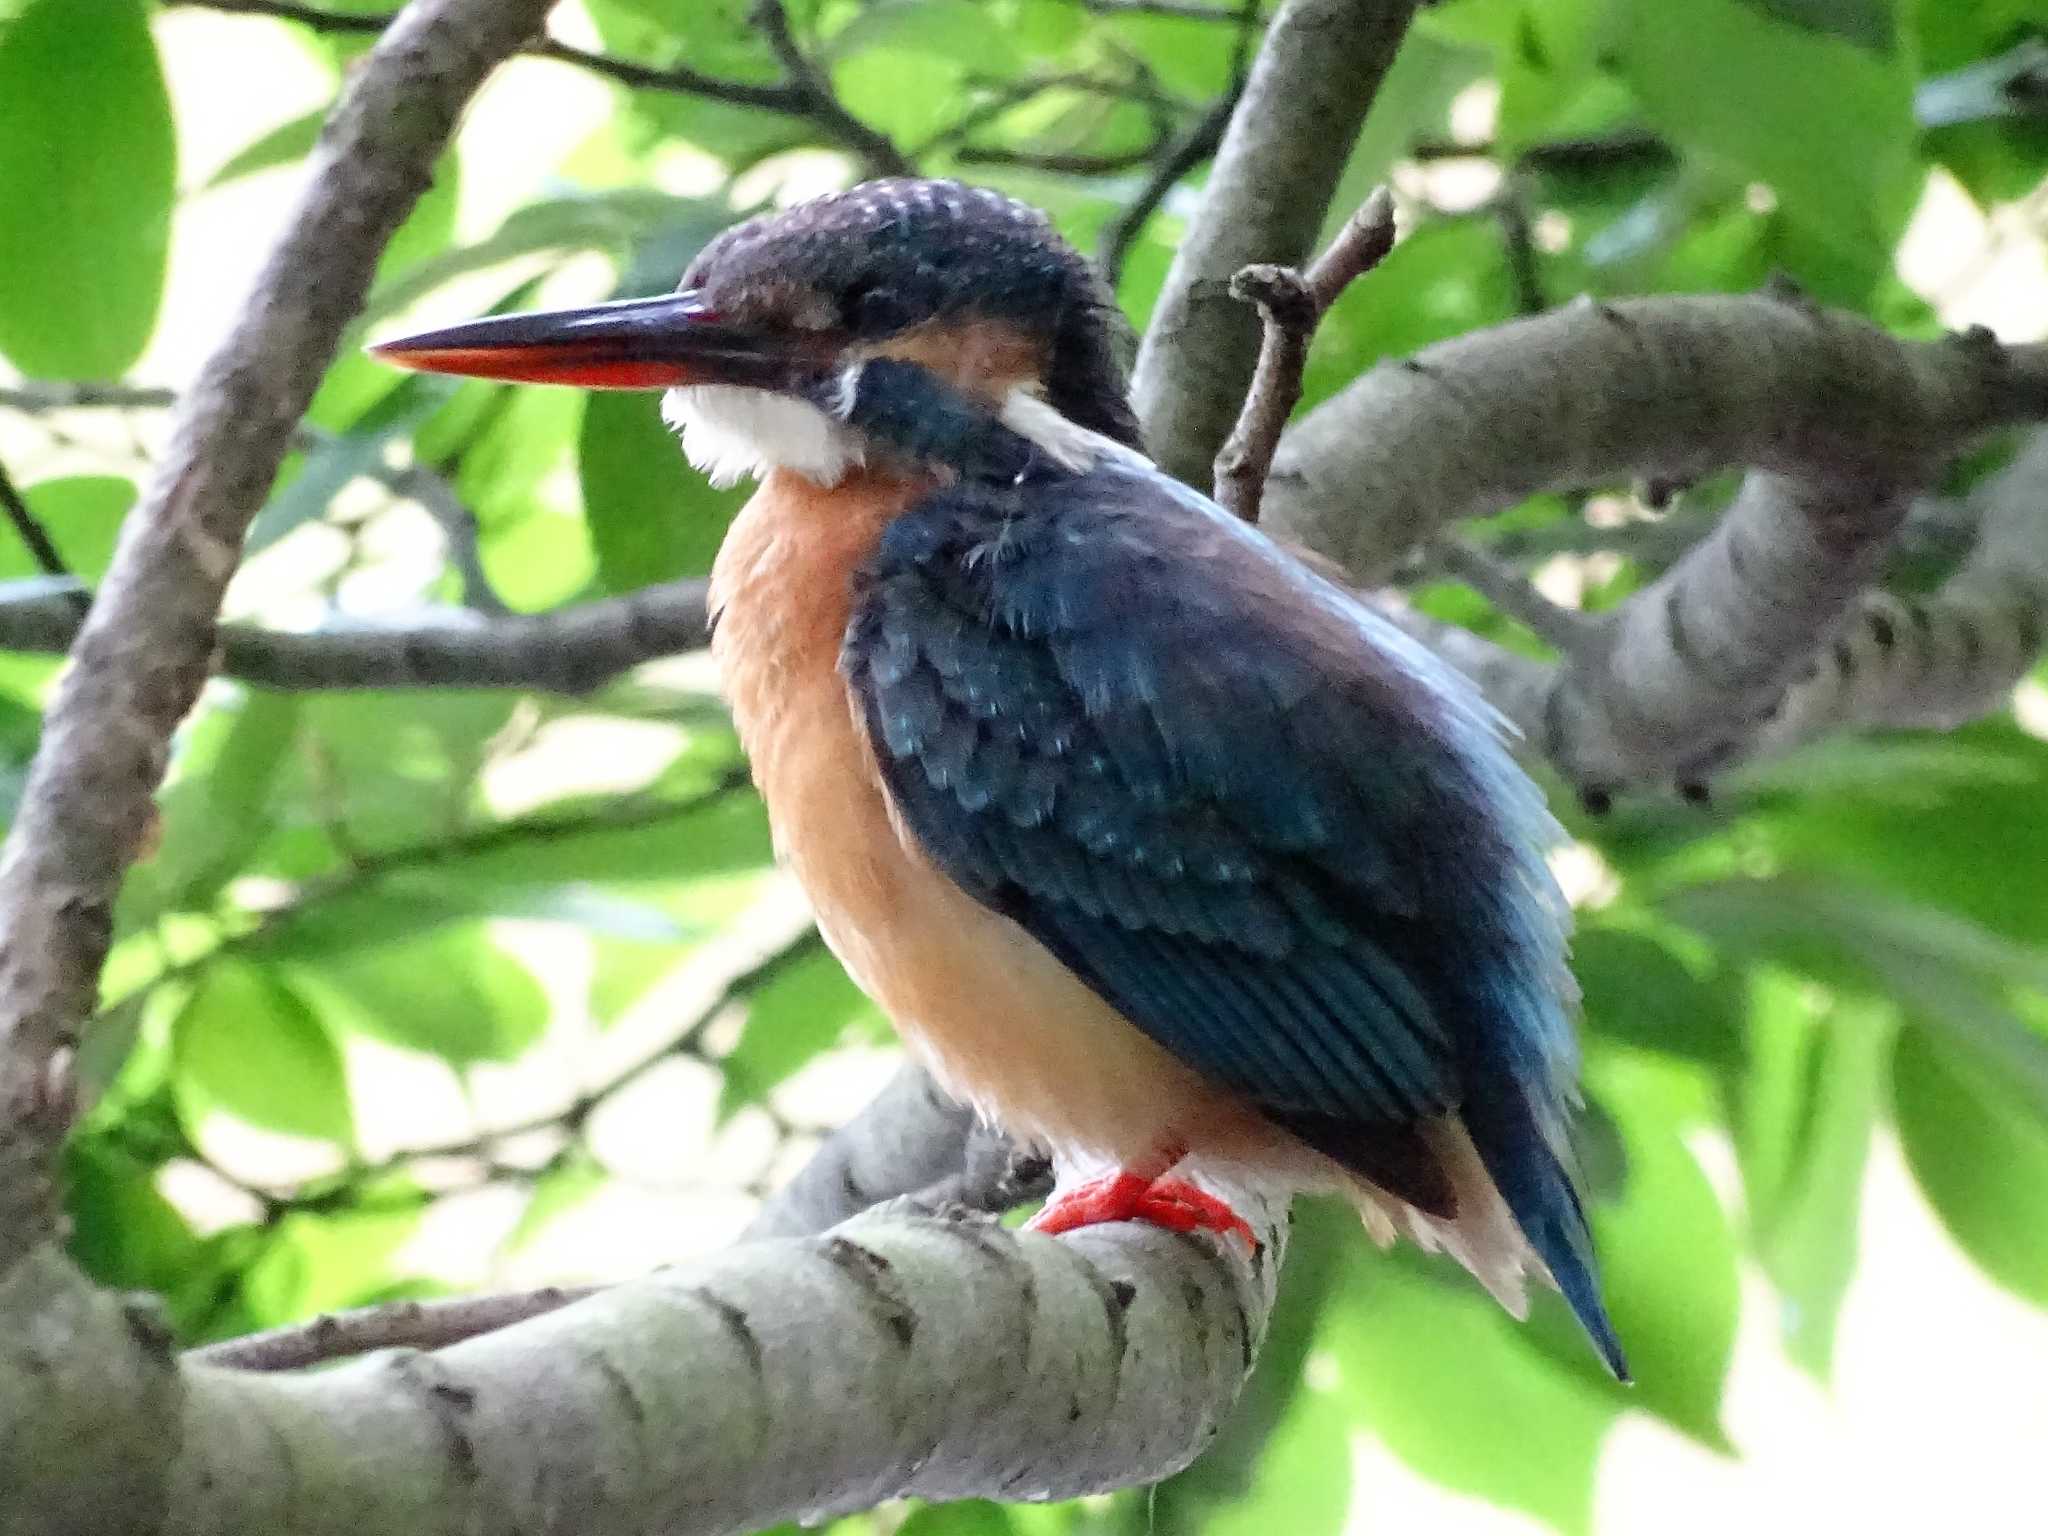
1213, 185, 1397, 522
189, 1284, 605, 1372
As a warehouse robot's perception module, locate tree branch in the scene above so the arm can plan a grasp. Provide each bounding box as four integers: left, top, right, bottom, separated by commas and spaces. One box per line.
1213, 186, 1396, 521
0, 577, 709, 691
1263, 297, 2048, 583
4, 1196, 1284, 1533
0, 0, 556, 1267
0, 459, 84, 602
1544, 470, 1915, 796
189, 1286, 605, 1372
1130, 0, 1424, 485
747, 0, 914, 177
1387, 432, 2048, 796
172, 0, 913, 166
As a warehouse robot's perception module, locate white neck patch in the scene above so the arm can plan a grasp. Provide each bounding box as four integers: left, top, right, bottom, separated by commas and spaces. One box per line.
661, 384, 864, 489
998, 388, 1149, 474
659, 377, 1147, 489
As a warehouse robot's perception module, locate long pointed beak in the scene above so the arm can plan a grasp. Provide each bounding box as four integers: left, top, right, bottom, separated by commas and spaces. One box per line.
369, 291, 826, 390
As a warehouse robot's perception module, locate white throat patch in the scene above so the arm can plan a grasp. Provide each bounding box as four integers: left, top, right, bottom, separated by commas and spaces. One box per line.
661, 384, 864, 489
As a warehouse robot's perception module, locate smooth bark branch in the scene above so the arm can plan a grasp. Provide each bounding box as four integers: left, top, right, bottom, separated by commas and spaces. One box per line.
1756, 430, 2048, 751
1544, 471, 1913, 794
1264, 296, 2048, 583
0, 0, 555, 1262
1213, 186, 1397, 522
1, 1203, 1283, 1535
1131, 0, 1424, 486
743, 1064, 986, 1239
1387, 434, 2048, 790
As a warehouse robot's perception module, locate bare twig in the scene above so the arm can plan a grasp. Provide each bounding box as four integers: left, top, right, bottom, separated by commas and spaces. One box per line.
0, 0, 556, 1266
173, 0, 913, 168
1073, 0, 1251, 17
1131, 0, 1426, 486
0, 461, 84, 610
748, 0, 914, 178
1097, 85, 1239, 284
190, 1286, 605, 1372
1429, 536, 1600, 653
0, 577, 710, 691
1212, 186, 1395, 521
2, 382, 504, 613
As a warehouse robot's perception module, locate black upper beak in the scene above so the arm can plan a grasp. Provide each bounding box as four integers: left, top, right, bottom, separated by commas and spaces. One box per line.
369, 291, 827, 390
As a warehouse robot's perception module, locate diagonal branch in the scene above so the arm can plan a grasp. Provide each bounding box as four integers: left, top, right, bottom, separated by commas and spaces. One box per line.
747, 0, 914, 177
1130, 0, 1425, 486
0, 0, 558, 1268
1213, 186, 1396, 521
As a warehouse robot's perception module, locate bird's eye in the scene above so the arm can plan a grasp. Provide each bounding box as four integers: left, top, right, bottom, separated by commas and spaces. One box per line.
841, 277, 907, 333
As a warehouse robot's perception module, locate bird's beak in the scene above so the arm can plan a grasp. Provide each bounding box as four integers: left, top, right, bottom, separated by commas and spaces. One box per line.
369, 291, 825, 391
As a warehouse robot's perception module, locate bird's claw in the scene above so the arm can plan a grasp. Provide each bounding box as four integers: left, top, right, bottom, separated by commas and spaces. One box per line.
1026, 1171, 1257, 1250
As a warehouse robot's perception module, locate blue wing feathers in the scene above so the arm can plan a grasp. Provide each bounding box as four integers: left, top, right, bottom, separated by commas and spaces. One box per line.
846, 459, 1620, 1371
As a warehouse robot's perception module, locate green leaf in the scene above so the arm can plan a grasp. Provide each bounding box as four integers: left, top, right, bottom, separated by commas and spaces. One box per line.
1754, 997, 1886, 1376
0, 476, 135, 582
205, 106, 327, 188
66, 1139, 202, 1297
1573, 926, 1743, 1066
1518, 1058, 1738, 1449
1747, 0, 1894, 49
285, 923, 549, 1065
580, 391, 742, 592
718, 943, 879, 1117
1607, 0, 1919, 295
0, 0, 174, 377
1324, 1243, 1619, 1536
240, 1206, 424, 1326
172, 959, 354, 1146
1666, 873, 2048, 1121
149, 688, 301, 909
360, 190, 725, 330
306, 154, 461, 431
897, 1503, 1016, 1536
504, 1153, 607, 1253
1894, 1026, 2048, 1307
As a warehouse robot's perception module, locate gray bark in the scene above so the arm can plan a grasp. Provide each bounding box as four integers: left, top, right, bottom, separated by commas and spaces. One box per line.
1130, 0, 1424, 486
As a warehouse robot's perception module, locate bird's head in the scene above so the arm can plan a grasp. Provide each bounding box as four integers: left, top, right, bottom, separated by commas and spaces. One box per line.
374, 178, 1139, 488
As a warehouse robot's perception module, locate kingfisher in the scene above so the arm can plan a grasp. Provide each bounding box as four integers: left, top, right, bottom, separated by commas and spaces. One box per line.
374, 178, 1626, 1377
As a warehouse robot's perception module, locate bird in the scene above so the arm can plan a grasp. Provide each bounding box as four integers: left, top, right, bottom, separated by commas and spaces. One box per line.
374, 176, 1627, 1379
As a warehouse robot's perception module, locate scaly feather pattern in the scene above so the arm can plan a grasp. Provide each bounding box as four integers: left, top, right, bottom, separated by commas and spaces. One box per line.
843, 458, 1625, 1376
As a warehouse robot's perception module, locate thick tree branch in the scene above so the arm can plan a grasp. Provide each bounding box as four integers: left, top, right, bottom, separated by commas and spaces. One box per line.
0, 0, 555, 1265
1400, 433, 2048, 794
1264, 297, 2048, 583
1755, 432, 2048, 751
1544, 471, 1915, 794
4, 1198, 1284, 1534
1130, 0, 1424, 485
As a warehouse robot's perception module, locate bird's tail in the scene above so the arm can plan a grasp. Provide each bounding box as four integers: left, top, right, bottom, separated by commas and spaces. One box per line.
1345, 1097, 1629, 1382
1465, 1076, 1629, 1381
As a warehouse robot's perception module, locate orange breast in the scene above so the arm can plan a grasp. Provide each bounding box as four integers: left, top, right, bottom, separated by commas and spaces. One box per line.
708, 468, 1257, 1165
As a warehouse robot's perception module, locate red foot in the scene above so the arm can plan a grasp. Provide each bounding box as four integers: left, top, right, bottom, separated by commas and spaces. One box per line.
1027, 1172, 1257, 1249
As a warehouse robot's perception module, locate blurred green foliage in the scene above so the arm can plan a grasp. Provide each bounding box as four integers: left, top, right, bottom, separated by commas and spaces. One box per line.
1, 0, 2046, 1531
